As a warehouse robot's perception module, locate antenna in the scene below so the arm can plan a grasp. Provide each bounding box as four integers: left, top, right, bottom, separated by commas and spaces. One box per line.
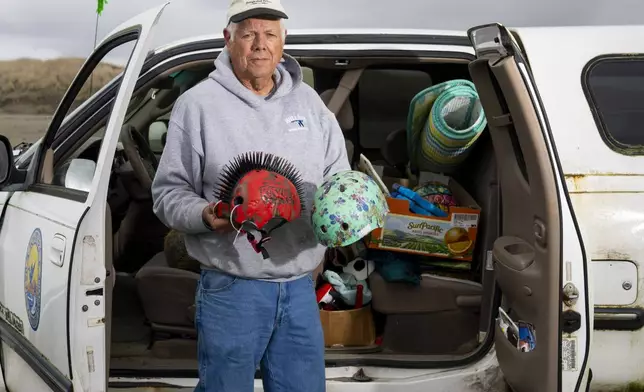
88, 11, 99, 98
89, 0, 106, 98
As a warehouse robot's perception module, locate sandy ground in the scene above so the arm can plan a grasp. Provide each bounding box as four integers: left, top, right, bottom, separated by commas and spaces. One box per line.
0, 113, 51, 147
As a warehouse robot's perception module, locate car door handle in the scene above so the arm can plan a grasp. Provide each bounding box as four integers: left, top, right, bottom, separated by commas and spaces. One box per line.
51, 233, 66, 267
493, 236, 535, 272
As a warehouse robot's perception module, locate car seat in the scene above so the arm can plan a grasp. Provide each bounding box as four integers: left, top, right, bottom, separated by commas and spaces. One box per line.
358, 69, 432, 150
370, 271, 482, 354
135, 236, 200, 340
135, 233, 326, 341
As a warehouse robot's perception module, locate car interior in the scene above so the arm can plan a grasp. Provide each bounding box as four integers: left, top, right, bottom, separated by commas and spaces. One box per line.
42, 49, 530, 377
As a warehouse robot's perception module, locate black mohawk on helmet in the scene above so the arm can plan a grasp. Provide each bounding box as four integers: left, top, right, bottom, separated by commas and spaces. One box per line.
213, 151, 306, 208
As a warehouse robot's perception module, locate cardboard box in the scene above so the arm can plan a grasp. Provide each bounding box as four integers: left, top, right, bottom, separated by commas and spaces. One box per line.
358, 154, 481, 262
319, 306, 376, 347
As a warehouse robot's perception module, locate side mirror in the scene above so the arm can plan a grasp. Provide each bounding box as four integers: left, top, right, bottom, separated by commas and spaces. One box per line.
0, 135, 16, 187
148, 120, 168, 153
64, 159, 96, 193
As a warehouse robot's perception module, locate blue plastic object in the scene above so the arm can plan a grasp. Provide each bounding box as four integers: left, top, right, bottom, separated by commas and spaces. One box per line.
392, 183, 448, 217
391, 191, 431, 216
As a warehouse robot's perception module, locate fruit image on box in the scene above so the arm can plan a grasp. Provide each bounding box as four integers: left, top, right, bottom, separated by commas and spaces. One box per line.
444, 227, 474, 255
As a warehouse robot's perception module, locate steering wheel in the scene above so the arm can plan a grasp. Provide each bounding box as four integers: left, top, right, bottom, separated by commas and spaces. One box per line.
120, 124, 158, 190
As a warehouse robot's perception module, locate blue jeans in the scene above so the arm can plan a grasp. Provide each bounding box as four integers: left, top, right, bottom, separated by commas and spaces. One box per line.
194, 268, 326, 392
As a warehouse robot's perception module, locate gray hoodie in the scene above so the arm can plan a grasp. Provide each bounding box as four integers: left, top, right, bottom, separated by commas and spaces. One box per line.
151, 48, 351, 281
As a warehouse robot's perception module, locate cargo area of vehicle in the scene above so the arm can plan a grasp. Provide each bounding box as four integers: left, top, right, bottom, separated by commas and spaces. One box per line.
106, 50, 505, 376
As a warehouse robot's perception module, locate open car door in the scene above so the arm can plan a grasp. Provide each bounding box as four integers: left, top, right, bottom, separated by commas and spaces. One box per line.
466, 24, 593, 392
0, 3, 168, 391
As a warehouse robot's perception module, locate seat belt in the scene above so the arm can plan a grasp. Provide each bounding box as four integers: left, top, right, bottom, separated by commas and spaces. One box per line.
326, 68, 364, 115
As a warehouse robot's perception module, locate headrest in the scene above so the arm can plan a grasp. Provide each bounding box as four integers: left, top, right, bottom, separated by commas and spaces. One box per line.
319, 89, 354, 132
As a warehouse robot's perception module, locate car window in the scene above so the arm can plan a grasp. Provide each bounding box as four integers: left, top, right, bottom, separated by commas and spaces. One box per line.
36, 39, 137, 195
14, 138, 41, 169
52, 44, 132, 141
51, 124, 106, 191
583, 55, 644, 154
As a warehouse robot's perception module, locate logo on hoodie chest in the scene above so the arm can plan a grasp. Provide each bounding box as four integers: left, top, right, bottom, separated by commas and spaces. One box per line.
285, 115, 308, 133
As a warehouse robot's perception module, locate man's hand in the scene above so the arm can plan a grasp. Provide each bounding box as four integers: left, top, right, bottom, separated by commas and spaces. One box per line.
202, 202, 234, 233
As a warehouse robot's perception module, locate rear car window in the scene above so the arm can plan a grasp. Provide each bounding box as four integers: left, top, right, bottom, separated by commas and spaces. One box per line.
583, 55, 644, 154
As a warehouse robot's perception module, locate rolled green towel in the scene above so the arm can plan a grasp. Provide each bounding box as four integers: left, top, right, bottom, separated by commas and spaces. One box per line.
406, 79, 487, 173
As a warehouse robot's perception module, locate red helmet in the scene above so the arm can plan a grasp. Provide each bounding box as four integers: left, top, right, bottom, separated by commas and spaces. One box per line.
213, 152, 304, 258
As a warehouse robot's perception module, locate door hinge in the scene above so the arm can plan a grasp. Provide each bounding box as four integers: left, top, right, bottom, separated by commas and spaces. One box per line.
563, 282, 579, 307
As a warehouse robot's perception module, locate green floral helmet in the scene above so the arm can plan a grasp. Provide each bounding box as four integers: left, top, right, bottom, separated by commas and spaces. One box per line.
311, 170, 389, 248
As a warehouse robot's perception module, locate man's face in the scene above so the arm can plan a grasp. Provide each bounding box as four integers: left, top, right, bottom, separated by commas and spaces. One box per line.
224, 18, 285, 81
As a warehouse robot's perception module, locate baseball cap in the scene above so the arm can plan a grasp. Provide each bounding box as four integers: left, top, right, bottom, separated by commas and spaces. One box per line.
226, 0, 289, 24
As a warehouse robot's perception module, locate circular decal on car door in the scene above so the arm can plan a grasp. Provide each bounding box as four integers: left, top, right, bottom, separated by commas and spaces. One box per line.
24, 228, 43, 331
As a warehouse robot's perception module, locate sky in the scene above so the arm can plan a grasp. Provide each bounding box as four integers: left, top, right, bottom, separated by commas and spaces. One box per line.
1, 0, 643, 63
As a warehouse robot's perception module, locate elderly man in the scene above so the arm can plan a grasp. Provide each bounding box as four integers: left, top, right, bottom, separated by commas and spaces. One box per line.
150, 0, 351, 390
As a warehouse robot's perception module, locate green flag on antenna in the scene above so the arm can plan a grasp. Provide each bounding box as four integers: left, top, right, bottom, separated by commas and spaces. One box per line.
97, 0, 108, 15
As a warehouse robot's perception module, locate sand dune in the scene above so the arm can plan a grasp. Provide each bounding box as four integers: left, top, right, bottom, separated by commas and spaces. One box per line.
0, 57, 122, 145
